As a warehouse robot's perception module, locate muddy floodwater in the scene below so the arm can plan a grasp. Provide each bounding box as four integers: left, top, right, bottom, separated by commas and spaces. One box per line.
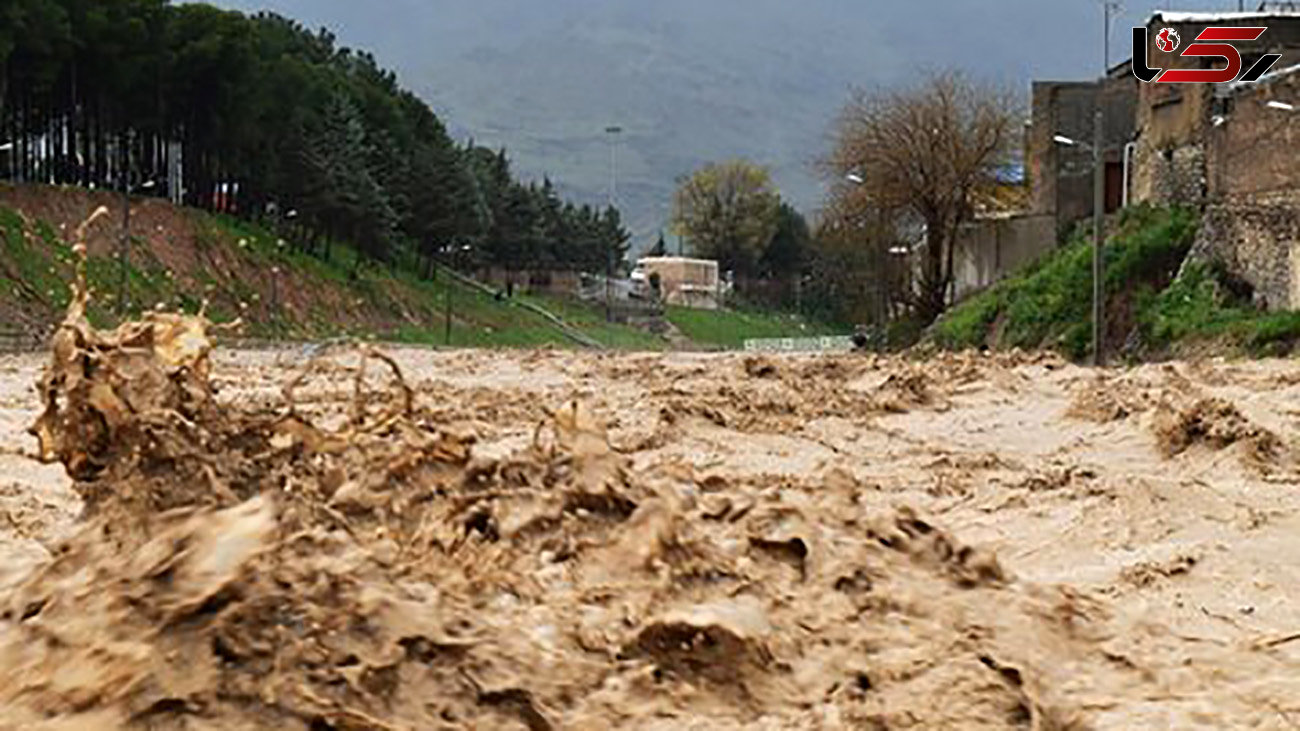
2, 327, 1300, 728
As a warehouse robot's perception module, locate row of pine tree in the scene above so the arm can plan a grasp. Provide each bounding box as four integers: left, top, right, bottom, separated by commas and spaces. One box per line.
0, 0, 629, 276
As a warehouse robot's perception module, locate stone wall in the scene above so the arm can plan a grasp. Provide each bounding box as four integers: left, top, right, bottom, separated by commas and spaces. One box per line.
1135, 143, 1206, 207
1133, 13, 1300, 207
1185, 67, 1300, 311
1189, 192, 1300, 310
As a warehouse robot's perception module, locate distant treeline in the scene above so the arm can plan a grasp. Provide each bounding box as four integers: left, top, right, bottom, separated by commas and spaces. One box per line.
0, 0, 629, 274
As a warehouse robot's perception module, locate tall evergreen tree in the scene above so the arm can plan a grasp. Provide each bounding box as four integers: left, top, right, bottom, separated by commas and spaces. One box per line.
0, 0, 631, 277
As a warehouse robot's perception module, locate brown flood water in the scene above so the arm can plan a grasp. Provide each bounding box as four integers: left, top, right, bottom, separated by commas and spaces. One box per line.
1, 324, 1300, 729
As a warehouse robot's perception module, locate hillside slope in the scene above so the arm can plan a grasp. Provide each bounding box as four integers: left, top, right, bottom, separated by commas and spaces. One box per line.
0, 184, 664, 349
0, 184, 825, 351
928, 205, 1300, 361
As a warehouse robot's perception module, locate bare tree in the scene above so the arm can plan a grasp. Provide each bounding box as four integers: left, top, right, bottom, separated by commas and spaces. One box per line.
827, 71, 1020, 323
671, 159, 781, 276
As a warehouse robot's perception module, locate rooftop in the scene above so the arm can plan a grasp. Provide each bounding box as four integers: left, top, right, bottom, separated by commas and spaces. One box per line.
1224, 61, 1300, 93
1148, 9, 1300, 25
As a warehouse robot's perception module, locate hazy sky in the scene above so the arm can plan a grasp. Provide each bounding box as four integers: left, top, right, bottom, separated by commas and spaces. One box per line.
210, 0, 1250, 86
209, 0, 1257, 241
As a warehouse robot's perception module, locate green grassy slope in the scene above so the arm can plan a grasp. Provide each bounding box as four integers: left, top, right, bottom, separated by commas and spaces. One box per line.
929, 204, 1300, 360
0, 191, 658, 349
0, 186, 827, 352
666, 305, 829, 348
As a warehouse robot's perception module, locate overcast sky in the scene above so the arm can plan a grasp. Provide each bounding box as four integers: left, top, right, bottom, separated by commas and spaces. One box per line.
210, 0, 1250, 84
208, 0, 1260, 240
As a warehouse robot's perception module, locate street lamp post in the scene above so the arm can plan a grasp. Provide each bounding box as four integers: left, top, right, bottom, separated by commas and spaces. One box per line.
119, 130, 134, 316
1052, 119, 1106, 367
1092, 108, 1104, 367
604, 125, 622, 323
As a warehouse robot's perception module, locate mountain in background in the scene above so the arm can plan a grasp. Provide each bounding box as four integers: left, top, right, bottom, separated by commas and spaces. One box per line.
213, 0, 1236, 252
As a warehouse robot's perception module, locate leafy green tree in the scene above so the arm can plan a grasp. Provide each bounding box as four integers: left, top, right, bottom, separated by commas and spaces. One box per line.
761, 202, 810, 278
647, 232, 667, 257
671, 159, 780, 276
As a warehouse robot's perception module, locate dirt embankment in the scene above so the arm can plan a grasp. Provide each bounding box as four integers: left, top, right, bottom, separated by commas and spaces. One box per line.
1, 224, 1300, 727
0, 184, 537, 342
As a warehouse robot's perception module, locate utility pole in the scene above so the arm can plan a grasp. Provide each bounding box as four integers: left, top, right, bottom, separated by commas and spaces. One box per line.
604, 125, 622, 323
1094, 4, 1117, 366
119, 130, 133, 316
1092, 108, 1104, 367
1102, 1, 1123, 71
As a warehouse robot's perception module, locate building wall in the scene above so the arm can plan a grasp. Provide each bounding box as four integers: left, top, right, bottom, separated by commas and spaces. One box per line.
1134, 13, 1300, 205
950, 214, 1057, 301
1211, 75, 1300, 198
1026, 77, 1136, 230
1132, 21, 1216, 205
1187, 68, 1300, 310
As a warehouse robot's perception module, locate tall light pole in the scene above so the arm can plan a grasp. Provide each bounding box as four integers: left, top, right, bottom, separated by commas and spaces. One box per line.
1092, 107, 1104, 367
604, 125, 622, 323
1054, 122, 1104, 367
1093, 3, 1120, 366
119, 130, 134, 316
1102, 1, 1123, 71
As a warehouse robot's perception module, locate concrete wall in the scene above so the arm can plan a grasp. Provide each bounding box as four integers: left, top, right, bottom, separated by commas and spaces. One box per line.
1027, 78, 1136, 229
951, 214, 1057, 301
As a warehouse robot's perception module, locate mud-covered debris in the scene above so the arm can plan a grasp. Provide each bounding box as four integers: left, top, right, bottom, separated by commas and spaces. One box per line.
866, 507, 1007, 588
1153, 396, 1284, 461
624, 597, 773, 684
742, 356, 780, 379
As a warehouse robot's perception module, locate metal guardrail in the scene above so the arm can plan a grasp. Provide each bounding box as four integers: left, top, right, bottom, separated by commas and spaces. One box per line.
436, 264, 604, 349
743, 335, 856, 353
